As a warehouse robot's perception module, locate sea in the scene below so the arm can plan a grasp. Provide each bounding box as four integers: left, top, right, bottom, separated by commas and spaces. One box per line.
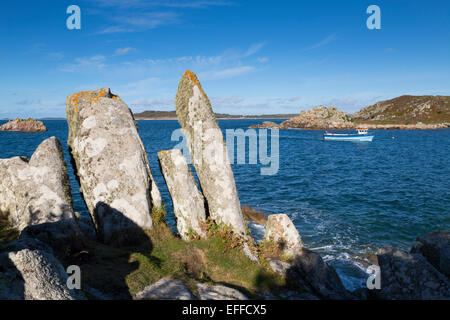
1, 119, 449, 291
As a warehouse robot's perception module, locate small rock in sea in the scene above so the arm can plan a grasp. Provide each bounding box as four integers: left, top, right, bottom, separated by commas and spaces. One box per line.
135, 278, 195, 300
264, 214, 303, 259
158, 149, 207, 240
376, 245, 450, 300
0, 118, 47, 132
175, 71, 245, 235
66, 88, 162, 244
196, 283, 248, 300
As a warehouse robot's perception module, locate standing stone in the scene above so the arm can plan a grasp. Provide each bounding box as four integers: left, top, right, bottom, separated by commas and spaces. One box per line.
66, 88, 162, 243
264, 214, 303, 259
158, 149, 206, 240
175, 71, 245, 235
0, 137, 77, 232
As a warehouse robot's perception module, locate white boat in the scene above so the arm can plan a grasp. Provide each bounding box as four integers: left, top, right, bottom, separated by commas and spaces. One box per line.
324, 128, 374, 142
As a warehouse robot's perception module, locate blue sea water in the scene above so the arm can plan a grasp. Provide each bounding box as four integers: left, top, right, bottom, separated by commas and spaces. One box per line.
1, 119, 449, 290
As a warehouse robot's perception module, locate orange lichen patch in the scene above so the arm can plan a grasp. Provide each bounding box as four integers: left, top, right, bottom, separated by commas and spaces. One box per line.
183, 70, 207, 98
69, 89, 114, 111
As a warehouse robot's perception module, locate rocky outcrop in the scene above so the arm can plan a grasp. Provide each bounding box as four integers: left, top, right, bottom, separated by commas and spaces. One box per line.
135, 278, 195, 300
287, 248, 352, 300
66, 88, 162, 244
376, 246, 450, 300
264, 214, 303, 259
158, 149, 207, 240
249, 121, 280, 129
411, 231, 450, 278
242, 206, 267, 225
278, 106, 353, 130
0, 137, 79, 235
0, 248, 86, 300
175, 71, 245, 235
0, 118, 47, 132
196, 283, 248, 300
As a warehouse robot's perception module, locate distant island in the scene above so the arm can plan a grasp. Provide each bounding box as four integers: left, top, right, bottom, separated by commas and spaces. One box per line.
134, 110, 297, 120
0, 118, 47, 132
250, 95, 450, 130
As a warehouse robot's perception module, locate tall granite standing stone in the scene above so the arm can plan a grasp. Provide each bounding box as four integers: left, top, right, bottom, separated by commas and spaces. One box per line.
0, 137, 78, 232
158, 149, 207, 240
66, 88, 162, 243
175, 71, 245, 235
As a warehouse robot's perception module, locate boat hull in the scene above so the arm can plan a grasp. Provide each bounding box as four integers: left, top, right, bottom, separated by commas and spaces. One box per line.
324, 135, 374, 142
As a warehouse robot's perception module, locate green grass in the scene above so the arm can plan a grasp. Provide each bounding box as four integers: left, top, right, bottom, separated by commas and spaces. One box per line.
60, 213, 286, 299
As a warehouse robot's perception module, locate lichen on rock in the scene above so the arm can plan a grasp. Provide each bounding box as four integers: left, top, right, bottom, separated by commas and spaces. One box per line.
158, 149, 207, 240
66, 88, 162, 244
175, 71, 245, 235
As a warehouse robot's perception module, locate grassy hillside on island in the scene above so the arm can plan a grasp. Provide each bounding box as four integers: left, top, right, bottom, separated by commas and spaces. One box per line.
352, 95, 450, 124
134, 110, 296, 119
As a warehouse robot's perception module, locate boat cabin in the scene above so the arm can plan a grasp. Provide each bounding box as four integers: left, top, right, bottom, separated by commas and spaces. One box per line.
356, 128, 369, 135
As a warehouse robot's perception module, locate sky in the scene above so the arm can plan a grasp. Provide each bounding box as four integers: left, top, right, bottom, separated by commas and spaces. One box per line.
0, 0, 450, 118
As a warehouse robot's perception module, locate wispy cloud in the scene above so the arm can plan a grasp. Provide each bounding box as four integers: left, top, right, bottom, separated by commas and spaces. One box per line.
115, 47, 136, 55
97, 12, 180, 34
89, 0, 234, 9
304, 33, 337, 50
59, 55, 106, 73
257, 57, 269, 63
200, 66, 255, 80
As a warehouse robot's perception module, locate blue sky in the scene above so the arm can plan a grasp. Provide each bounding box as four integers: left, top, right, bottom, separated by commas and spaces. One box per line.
0, 0, 450, 118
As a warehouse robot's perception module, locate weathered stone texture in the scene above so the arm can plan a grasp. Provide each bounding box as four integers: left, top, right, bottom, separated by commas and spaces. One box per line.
175, 71, 245, 235
66, 88, 162, 243
158, 149, 206, 240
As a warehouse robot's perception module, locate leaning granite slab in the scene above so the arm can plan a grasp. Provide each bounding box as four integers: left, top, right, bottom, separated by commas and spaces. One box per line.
66, 88, 162, 244
158, 149, 207, 240
175, 71, 245, 235
410, 231, 450, 278
0, 118, 47, 132
376, 245, 450, 300
264, 214, 303, 259
196, 283, 248, 300
135, 278, 195, 300
0, 248, 86, 300
286, 248, 352, 300
0, 137, 81, 252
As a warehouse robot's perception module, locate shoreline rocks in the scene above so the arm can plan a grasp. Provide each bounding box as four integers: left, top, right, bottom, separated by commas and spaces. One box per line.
0, 118, 47, 132
376, 245, 450, 300
66, 88, 162, 244
158, 149, 207, 240
264, 214, 303, 259
175, 71, 245, 235
241, 206, 268, 225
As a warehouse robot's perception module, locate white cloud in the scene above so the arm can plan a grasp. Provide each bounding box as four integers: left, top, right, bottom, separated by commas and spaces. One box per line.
199, 66, 255, 80
304, 33, 337, 50
257, 57, 269, 63
115, 47, 135, 55
59, 55, 106, 73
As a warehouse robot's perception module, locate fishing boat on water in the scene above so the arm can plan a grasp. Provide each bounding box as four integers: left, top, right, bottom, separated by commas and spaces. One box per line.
324, 128, 374, 142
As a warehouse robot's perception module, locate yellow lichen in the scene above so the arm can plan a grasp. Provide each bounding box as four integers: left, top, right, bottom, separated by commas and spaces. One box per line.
183, 70, 207, 98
